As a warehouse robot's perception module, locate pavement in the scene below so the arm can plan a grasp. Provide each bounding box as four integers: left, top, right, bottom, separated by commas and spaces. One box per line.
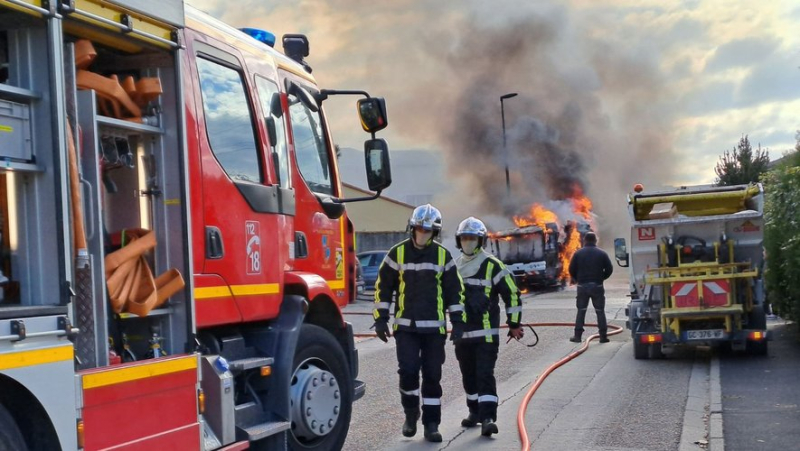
344, 278, 800, 451
718, 318, 800, 451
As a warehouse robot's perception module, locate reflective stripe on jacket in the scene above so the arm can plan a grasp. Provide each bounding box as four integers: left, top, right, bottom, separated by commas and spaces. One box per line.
373, 239, 465, 334
459, 255, 521, 343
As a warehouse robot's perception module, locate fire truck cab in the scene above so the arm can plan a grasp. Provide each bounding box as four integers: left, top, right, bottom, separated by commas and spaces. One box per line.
0, 1, 390, 450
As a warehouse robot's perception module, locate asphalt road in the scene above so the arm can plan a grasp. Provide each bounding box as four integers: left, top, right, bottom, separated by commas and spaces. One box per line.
720, 319, 800, 451
342, 276, 697, 451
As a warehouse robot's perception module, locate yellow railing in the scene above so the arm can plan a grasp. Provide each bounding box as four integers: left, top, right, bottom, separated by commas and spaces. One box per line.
645, 262, 758, 285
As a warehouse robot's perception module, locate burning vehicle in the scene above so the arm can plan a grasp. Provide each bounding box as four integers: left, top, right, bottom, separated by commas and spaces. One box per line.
488, 190, 594, 292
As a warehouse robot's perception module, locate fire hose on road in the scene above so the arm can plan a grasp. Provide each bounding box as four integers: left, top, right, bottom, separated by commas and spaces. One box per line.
514, 322, 624, 450
345, 311, 624, 450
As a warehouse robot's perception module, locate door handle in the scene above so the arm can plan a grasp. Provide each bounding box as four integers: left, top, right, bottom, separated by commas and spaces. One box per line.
206, 226, 224, 259
295, 232, 308, 259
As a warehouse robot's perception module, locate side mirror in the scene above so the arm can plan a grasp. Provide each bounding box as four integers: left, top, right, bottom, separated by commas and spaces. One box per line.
287, 81, 318, 113
319, 196, 346, 219
357, 97, 388, 133
365, 138, 391, 192
614, 238, 629, 268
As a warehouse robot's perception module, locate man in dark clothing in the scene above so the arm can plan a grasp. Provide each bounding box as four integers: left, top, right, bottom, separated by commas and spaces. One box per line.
372, 204, 466, 443
568, 232, 613, 343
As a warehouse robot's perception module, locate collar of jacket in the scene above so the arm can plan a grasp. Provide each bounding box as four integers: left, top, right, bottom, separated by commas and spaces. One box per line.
456, 249, 491, 278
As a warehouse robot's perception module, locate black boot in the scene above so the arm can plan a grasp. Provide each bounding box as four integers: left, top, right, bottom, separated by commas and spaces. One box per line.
569, 334, 582, 343
599, 335, 610, 343
402, 412, 419, 437
481, 419, 499, 437
461, 411, 480, 428
424, 423, 442, 442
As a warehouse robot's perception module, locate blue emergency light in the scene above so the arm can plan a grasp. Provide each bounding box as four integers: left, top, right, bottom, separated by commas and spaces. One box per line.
240, 27, 276, 47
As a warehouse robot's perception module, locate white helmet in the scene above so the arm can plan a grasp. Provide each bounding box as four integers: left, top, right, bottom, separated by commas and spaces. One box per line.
408, 204, 443, 236
455, 217, 487, 250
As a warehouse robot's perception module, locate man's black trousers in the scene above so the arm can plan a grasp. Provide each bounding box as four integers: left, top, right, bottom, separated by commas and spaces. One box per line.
455, 339, 500, 421
395, 331, 446, 425
574, 282, 607, 337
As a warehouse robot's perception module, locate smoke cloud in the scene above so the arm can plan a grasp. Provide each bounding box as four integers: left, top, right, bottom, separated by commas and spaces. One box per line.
190, 0, 683, 242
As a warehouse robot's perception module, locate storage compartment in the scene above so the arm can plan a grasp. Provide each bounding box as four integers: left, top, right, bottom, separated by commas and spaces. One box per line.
0, 0, 189, 370
0, 16, 59, 311
0, 99, 32, 161
67, 31, 190, 369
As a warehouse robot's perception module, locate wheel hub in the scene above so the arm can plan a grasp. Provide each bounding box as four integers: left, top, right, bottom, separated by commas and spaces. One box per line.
290, 362, 341, 440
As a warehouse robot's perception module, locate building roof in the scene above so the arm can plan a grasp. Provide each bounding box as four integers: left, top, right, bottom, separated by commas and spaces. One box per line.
343, 183, 416, 209
343, 183, 415, 233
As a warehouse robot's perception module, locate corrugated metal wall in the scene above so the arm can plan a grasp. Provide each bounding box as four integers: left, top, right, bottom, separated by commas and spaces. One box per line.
355, 232, 408, 253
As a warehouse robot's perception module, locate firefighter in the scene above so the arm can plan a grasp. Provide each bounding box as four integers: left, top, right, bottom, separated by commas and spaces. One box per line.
568, 231, 613, 343
453, 217, 523, 437
372, 204, 466, 443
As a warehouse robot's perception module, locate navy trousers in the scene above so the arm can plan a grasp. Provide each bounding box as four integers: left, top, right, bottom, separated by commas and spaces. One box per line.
395, 331, 446, 425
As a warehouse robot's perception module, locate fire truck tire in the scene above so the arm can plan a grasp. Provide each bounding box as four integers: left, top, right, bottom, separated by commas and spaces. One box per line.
289, 324, 353, 451
0, 404, 27, 451
632, 337, 649, 360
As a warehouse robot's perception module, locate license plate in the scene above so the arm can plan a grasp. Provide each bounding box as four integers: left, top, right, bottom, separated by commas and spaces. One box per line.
686, 329, 724, 340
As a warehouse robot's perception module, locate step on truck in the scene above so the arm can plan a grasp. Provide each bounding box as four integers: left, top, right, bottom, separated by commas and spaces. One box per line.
0, 1, 392, 449
614, 183, 769, 359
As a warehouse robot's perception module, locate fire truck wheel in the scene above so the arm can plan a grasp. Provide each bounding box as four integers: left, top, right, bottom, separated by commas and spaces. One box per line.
0, 403, 27, 451
289, 324, 353, 451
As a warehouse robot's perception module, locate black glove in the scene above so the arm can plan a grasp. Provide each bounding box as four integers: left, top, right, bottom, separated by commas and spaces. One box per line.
449, 322, 464, 342
373, 321, 391, 343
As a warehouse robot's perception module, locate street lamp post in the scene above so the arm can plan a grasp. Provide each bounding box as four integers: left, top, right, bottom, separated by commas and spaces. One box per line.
500, 92, 518, 196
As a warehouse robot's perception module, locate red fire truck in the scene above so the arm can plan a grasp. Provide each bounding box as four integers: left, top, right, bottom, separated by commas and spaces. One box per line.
0, 1, 391, 450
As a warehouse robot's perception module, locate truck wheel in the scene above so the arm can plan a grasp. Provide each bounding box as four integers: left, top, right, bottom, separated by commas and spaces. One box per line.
0, 404, 27, 451
747, 306, 768, 356
633, 337, 649, 360
289, 324, 353, 451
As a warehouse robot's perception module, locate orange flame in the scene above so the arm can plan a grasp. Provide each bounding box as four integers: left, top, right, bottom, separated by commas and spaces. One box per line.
570, 185, 594, 221
513, 204, 559, 230
499, 186, 595, 285
559, 223, 582, 281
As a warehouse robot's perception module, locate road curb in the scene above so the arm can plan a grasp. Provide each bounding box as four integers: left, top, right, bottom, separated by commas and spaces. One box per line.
679, 357, 710, 451
708, 356, 724, 451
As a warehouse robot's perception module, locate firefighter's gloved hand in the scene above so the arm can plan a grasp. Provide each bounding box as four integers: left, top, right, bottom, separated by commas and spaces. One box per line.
373, 320, 391, 343
507, 326, 524, 341
450, 323, 464, 342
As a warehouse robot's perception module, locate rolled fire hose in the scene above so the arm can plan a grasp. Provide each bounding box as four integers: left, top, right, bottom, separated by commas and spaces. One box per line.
66, 123, 88, 268
105, 228, 185, 317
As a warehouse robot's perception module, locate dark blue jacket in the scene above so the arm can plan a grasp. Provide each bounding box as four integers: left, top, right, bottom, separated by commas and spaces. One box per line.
568, 243, 613, 285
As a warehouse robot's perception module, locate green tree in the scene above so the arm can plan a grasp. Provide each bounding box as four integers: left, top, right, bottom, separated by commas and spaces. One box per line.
763, 136, 800, 321
714, 135, 770, 186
